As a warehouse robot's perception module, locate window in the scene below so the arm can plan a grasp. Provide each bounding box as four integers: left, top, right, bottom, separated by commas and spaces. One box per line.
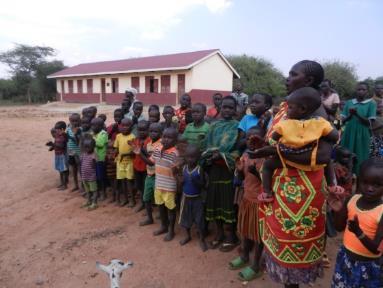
77, 80, 83, 93
111, 78, 119, 93
68, 80, 73, 93
87, 79, 93, 93
161, 75, 170, 93
145, 76, 158, 93
131, 76, 140, 92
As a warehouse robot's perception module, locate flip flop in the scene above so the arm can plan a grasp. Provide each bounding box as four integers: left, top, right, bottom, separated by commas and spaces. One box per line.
209, 239, 223, 249
219, 241, 239, 252
229, 257, 248, 270
238, 267, 263, 282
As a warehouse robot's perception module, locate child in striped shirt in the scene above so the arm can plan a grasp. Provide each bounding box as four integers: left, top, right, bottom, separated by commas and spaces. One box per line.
80, 137, 98, 210
152, 127, 179, 241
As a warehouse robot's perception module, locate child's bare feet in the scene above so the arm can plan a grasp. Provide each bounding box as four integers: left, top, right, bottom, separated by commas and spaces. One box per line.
87, 203, 98, 211
139, 218, 154, 226
179, 236, 191, 246
109, 198, 116, 204
164, 231, 175, 241
135, 203, 145, 213
58, 185, 67, 191
153, 226, 168, 236
128, 201, 136, 208
120, 200, 129, 207
71, 187, 79, 192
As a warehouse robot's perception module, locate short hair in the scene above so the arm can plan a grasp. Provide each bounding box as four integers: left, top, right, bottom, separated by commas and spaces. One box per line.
133, 101, 143, 108
290, 87, 322, 114
213, 92, 223, 98
55, 121, 67, 130
137, 120, 150, 129
114, 108, 123, 115
357, 81, 370, 89
148, 104, 160, 112
295, 60, 324, 90
193, 102, 207, 113
360, 157, 383, 175
163, 105, 174, 112
98, 113, 107, 122
252, 93, 273, 108
247, 125, 266, 137
222, 95, 237, 107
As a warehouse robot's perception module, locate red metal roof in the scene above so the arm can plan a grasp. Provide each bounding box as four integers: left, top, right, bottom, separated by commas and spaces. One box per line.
49, 49, 223, 78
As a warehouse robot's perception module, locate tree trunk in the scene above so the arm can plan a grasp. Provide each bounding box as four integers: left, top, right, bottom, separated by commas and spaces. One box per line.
27, 86, 31, 104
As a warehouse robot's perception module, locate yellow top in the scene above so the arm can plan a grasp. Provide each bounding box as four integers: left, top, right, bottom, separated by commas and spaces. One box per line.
113, 133, 135, 161
274, 117, 333, 148
344, 194, 383, 258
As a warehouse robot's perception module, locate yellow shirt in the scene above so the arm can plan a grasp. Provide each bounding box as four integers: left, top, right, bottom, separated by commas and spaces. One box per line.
113, 133, 135, 161
274, 117, 333, 148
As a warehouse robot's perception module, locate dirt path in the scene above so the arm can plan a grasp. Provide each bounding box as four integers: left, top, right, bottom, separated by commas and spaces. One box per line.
0, 105, 339, 287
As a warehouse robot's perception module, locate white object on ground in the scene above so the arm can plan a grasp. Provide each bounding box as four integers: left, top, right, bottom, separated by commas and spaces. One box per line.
96, 259, 133, 288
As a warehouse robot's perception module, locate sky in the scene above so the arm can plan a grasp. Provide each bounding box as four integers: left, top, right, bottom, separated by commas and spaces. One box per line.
0, 0, 382, 79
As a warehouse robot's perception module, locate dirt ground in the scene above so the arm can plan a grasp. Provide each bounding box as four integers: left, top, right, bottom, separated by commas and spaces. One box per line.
0, 104, 340, 288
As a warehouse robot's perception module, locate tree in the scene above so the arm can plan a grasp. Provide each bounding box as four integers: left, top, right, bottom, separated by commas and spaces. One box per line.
322, 60, 358, 99
0, 44, 57, 103
226, 55, 286, 98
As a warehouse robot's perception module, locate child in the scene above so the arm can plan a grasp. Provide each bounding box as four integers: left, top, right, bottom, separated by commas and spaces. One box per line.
160, 106, 178, 131
152, 127, 179, 241
331, 157, 383, 288
132, 120, 150, 210
148, 105, 160, 124
97, 113, 107, 130
139, 122, 163, 226
369, 119, 383, 158
107, 108, 123, 141
229, 126, 265, 281
81, 116, 91, 134
66, 113, 82, 191
176, 93, 192, 133
206, 92, 222, 121
126, 101, 145, 123
121, 98, 132, 118
91, 117, 109, 200
49, 121, 69, 190
80, 137, 98, 210
259, 87, 339, 202
114, 118, 135, 206
182, 103, 210, 151
334, 145, 355, 196
179, 144, 208, 251
105, 141, 117, 203
202, 96, 240, 251
341, 82, 377, 174
88, 106, 97, 120
238, 93, 272, 134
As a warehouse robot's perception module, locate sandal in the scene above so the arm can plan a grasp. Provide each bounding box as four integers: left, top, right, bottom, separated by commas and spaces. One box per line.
209, 239, 223, 249
257, 192, 274, 203
219, 241, 239, 252
229, 257, 248, 270
238, 267, 263, 282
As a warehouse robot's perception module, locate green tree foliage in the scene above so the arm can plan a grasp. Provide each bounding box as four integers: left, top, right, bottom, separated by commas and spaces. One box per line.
0, 44, 65, 103
322, 60, 358, 99
226, 55, 285, 98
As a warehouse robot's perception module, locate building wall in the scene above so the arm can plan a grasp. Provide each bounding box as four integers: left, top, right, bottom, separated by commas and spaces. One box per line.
190, 54, 233, 91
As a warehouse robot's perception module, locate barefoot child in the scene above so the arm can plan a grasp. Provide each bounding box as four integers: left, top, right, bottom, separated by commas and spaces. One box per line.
114, 118, 135, 206
260, 87, 339, 202
331, 157, 383, 287
148, 105, 160, 124
132, 120, 150, 211
91, 117, 109, 200
152, 127, 179, 241
139, 123, 163, 226
51, 121, 69, 190
175, 93, 192, 133
80, 137, 98, 210
179, 144, 208, 251
66, 113, 82, 191
229, 126, 265, 281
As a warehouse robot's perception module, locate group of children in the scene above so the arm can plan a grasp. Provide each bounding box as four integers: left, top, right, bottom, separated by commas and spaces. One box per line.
47, 88, 383, 286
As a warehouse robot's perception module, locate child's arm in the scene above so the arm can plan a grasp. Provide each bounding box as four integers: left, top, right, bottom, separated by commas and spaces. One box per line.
95, 132, 108, 149
191, 166, 205, 189
348, 214, 383, 255
350, 108, 371, 126
139, 148, 155, 166
323, 129, 339, 143
332, 196, 351, 231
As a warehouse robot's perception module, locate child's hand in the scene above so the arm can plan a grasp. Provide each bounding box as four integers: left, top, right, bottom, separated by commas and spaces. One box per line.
348, 215, 362, 236
349, 108, 357, 115
327, 185, 346, 212
46, 141, 54, 147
